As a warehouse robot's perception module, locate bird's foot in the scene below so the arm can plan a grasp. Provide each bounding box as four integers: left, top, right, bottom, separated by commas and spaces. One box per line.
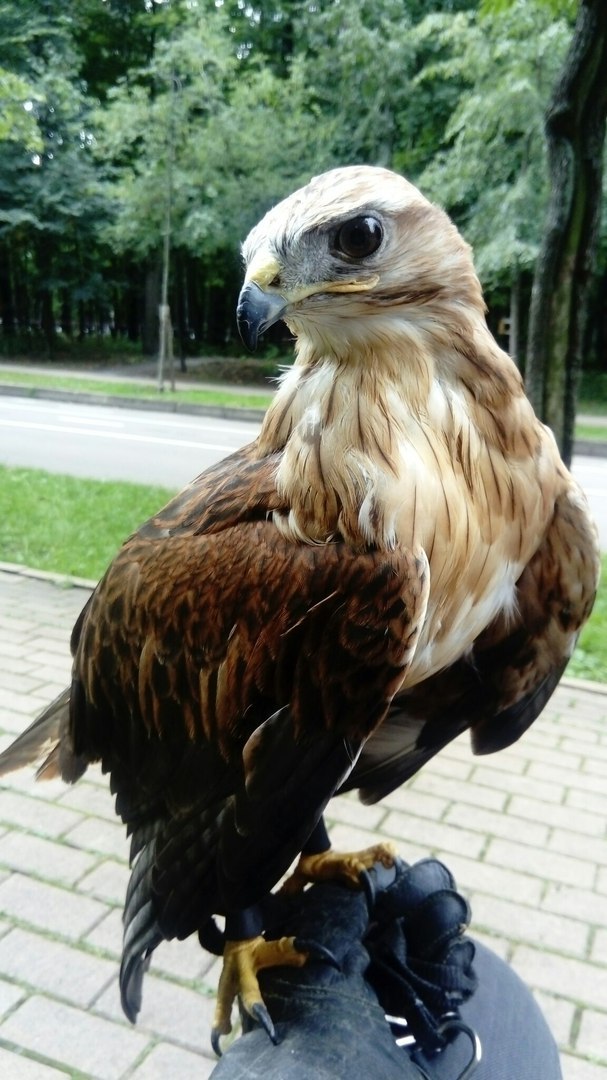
211, 935, 307, 1055
280, 841, 398, 895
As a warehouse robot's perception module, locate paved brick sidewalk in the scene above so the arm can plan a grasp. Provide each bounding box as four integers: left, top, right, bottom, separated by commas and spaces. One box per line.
0, 567, 605, 1079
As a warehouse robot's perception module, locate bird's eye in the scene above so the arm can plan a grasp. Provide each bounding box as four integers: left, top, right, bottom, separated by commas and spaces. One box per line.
332, 216, 383, 260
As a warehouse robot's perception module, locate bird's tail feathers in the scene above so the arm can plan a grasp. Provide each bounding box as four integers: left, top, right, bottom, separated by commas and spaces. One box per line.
0, 687, 85, 782
120, 822, 164, 1023
120, 806, 226, 1023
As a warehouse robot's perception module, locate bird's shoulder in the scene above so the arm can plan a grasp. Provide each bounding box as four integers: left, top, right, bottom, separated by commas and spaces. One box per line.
134, 441, 284, 540
68, 440, 431, 781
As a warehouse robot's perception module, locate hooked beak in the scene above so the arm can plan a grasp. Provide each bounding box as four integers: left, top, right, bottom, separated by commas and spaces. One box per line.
236, 282, 288, 352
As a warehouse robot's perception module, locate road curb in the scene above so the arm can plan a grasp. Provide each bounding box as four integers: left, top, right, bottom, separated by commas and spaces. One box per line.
0, 382, 268, 424
0, 560, 96, 591
573, 438, 607, 457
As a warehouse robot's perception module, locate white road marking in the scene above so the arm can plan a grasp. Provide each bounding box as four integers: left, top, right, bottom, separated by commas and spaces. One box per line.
0, 398, 261, 437
0, 417, 241, 453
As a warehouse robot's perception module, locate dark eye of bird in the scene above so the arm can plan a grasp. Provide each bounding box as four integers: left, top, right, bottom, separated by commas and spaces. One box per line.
332, 215, 383, 260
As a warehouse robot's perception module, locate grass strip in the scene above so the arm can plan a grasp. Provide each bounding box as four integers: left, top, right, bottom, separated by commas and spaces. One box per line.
568, 553, 607, 682
575, 425, 607, 442
0, 465, 174, 580
0, 369, 273, 411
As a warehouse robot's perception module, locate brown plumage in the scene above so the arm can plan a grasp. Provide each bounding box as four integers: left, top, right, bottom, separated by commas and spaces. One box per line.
0, 166, 599, 1038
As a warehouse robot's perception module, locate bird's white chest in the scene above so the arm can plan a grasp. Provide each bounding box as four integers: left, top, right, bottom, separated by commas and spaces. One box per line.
264, 364, 551, 682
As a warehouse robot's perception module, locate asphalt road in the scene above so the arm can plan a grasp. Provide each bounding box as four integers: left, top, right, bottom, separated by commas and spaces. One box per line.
1, 395, 606, 549
0, 396, 260, 490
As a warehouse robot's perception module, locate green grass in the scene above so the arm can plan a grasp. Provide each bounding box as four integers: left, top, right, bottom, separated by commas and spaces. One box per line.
0, 369, 273, 411
575, 424, 607, 442
1, 465, 606, 682
0, 465, 174, 580
567, 553, 607, 682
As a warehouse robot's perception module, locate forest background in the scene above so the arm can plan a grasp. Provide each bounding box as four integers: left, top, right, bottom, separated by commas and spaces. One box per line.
0, 0, 605, 405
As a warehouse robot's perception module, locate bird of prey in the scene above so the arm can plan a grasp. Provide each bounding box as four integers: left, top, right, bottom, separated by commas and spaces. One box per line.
0, 166, 599, 1051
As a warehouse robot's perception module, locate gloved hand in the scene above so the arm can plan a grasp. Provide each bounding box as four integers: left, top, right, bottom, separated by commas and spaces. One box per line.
210, 857, 478, 1080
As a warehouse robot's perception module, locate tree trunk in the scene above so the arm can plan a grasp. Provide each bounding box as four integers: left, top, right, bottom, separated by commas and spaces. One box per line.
78, 299, 86, 341
205, 284, 225, 347
13, 247, 30, 334
37, 236, 56, 357
175, 251, 187, 372
525, 0, 607, 466
187, 259, 204, 345
592, 268, 607, 372
60, 289, 72, 337
123, 260, 140, 343
142, 261, 160, 355
509, 270, 521, 367
0, 240, 15, 337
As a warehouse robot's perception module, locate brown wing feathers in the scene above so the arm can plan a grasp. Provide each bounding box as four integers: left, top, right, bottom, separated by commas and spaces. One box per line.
54, 500, 425, 932
74, 519, 429, 756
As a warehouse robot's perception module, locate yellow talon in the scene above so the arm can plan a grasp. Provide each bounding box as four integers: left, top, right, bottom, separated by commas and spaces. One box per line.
211, 935, 308, 1054
281, 842, 398, 895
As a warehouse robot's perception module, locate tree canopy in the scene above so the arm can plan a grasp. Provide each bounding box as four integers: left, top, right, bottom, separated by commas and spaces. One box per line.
0, 0, 605, 418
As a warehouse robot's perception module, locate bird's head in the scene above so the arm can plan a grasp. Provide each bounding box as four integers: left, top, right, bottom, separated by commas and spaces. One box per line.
237, 165, 483, 359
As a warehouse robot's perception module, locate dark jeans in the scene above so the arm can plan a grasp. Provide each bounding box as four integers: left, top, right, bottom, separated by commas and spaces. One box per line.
415, 941, 562, 1079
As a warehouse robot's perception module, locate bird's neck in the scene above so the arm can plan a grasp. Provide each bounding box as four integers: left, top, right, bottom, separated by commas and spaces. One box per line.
257, 339, 430, 549
257, 322, 539, 550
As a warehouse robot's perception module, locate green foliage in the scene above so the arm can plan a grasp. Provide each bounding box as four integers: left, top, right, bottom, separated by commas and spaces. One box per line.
81, 0, 501, 280
480, 0, 576, 16
95, 3, 238, 259
0, 0, 116, 341
0, 0, 604, 360
413, 2, 572, 288
0, 68, 42, 147
292, 0, 416, 166
93, 0, 350, 289
70, 0, 157, 100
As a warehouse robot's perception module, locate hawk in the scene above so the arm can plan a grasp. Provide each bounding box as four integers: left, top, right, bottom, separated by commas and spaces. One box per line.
0, 166, 599, 1050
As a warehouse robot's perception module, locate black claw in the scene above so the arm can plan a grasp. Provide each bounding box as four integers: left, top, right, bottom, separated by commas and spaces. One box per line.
360, 867, 376, 909
249, 1001, 278, 1044
294, 937, 342, 971
211, 1026, 224, 1057
361, 859, 399, 910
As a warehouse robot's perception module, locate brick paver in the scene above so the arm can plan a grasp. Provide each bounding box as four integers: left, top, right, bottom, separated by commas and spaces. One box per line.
0, 565, 606, 1078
